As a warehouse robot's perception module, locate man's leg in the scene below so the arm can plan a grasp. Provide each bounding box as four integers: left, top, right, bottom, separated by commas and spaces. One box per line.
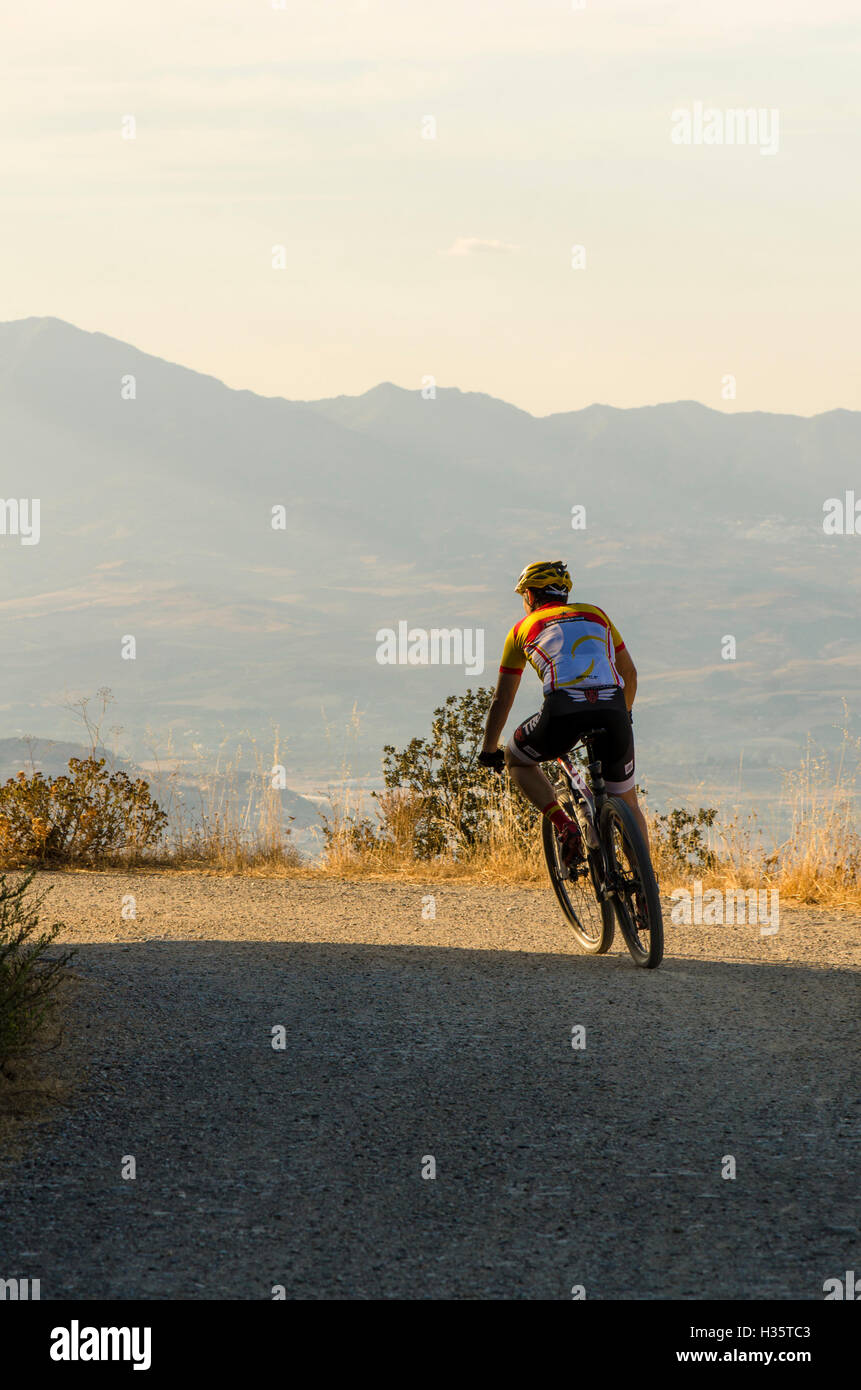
504, 745, 558, 812
505, 746, 582, 862
599, 701, 651, 856
504, 706, 586, 862
619, 786, 649, 851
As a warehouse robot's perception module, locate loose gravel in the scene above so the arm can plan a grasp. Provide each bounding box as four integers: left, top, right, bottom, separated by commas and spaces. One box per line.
1, 871, 858, 1299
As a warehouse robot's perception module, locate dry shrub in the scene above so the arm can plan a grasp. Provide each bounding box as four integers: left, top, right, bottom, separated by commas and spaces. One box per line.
0, 759, 167, 868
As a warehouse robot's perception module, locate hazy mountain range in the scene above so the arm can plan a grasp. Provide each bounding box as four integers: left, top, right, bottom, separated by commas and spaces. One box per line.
1, 316, 858, 818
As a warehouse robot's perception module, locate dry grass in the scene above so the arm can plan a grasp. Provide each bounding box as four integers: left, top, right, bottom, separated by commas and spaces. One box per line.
0, 695, 303, 876
4, 696, 857, 906
696, 737, 861, 907
315, 729, 861, 906
317, 789, 545, 884
113, 727, 303, 874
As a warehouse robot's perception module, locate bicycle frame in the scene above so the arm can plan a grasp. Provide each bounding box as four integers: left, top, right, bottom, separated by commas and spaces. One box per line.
555, 734, 613, 896
556, 730, 607, 828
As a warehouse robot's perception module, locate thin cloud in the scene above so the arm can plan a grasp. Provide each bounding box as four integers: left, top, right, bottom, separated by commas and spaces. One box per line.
441, 237, 519, 257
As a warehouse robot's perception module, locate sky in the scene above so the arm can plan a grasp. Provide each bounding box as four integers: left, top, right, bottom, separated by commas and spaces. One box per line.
3, 0, 860, 415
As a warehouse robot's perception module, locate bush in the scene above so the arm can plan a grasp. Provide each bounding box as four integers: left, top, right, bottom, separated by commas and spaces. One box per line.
0, 757, 167, 866
647, 803, 718, 874
380, 688, 501, 856
322, 687, 536, 865
0, 872, 73, 1070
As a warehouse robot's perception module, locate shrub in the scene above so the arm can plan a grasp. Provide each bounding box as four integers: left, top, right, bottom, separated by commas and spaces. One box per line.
0, 872, 73, 1070
322, 687, 536, 865
0, 757, 167, 866
647, 803, 718, 874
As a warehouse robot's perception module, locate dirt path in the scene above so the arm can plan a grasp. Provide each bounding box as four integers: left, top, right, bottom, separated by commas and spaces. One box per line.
2, 872, 858, 1299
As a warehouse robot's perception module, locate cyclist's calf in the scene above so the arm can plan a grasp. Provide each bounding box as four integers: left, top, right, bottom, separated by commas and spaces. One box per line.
617, 786, 649, 851
504, 745, 557, 814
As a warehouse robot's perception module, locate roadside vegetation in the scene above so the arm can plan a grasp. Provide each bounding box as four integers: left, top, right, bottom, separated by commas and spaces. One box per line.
0, 872, 73, 1076
0, 689, 857, 907
318, 689, 861, 908
0, 691, 301, 875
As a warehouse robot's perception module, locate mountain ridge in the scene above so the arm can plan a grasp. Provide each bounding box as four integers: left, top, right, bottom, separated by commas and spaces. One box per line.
0, 314, 857, 801
2, 316, 853, 423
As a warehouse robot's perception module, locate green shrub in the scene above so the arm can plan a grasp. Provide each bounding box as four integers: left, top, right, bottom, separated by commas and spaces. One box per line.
0, 757, 167, 866
0, 872, 73, 1070
323, 688, 535, 862
649, 803, 718, 873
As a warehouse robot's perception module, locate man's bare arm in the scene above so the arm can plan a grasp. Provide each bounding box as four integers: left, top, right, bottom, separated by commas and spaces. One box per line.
482, 670, 522, 751
615, 647, 638, 711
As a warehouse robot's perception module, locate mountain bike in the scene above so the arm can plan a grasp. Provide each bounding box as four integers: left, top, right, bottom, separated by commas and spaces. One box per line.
542, 729, 663, 969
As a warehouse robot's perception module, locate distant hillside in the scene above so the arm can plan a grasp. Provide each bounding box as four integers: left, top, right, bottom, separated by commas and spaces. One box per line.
1, 316, 858, 805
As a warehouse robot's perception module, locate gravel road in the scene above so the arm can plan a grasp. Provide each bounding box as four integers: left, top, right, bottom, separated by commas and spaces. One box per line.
1, 871, 858, 1300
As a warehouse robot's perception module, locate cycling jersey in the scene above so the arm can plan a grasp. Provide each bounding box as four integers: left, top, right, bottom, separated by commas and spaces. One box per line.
499, 602, 626, 697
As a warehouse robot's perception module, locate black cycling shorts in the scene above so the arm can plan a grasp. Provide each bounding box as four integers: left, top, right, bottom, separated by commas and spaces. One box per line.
507, 689, 635, 793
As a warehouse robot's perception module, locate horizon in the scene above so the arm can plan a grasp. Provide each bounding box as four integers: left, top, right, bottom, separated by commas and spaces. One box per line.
5, 0, 860, 416
4, 315, 859, 422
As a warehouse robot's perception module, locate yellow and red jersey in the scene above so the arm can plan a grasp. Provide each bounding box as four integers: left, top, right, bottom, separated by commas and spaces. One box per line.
500, 602, 626, 697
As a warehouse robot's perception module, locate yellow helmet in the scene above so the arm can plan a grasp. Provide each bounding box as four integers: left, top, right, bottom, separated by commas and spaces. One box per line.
514, 560, 572, 596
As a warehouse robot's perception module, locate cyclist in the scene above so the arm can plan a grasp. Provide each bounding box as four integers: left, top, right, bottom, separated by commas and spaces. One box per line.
478, 560, 649, 865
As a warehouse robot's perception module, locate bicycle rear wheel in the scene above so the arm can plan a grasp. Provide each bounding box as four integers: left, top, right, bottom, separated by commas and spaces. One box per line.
600, 797, 663, 968
542, 804, 615, 954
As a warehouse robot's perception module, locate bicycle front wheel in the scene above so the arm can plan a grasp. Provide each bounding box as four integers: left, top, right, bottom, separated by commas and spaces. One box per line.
542, 810, 615, 955
600, 797, 664, 968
